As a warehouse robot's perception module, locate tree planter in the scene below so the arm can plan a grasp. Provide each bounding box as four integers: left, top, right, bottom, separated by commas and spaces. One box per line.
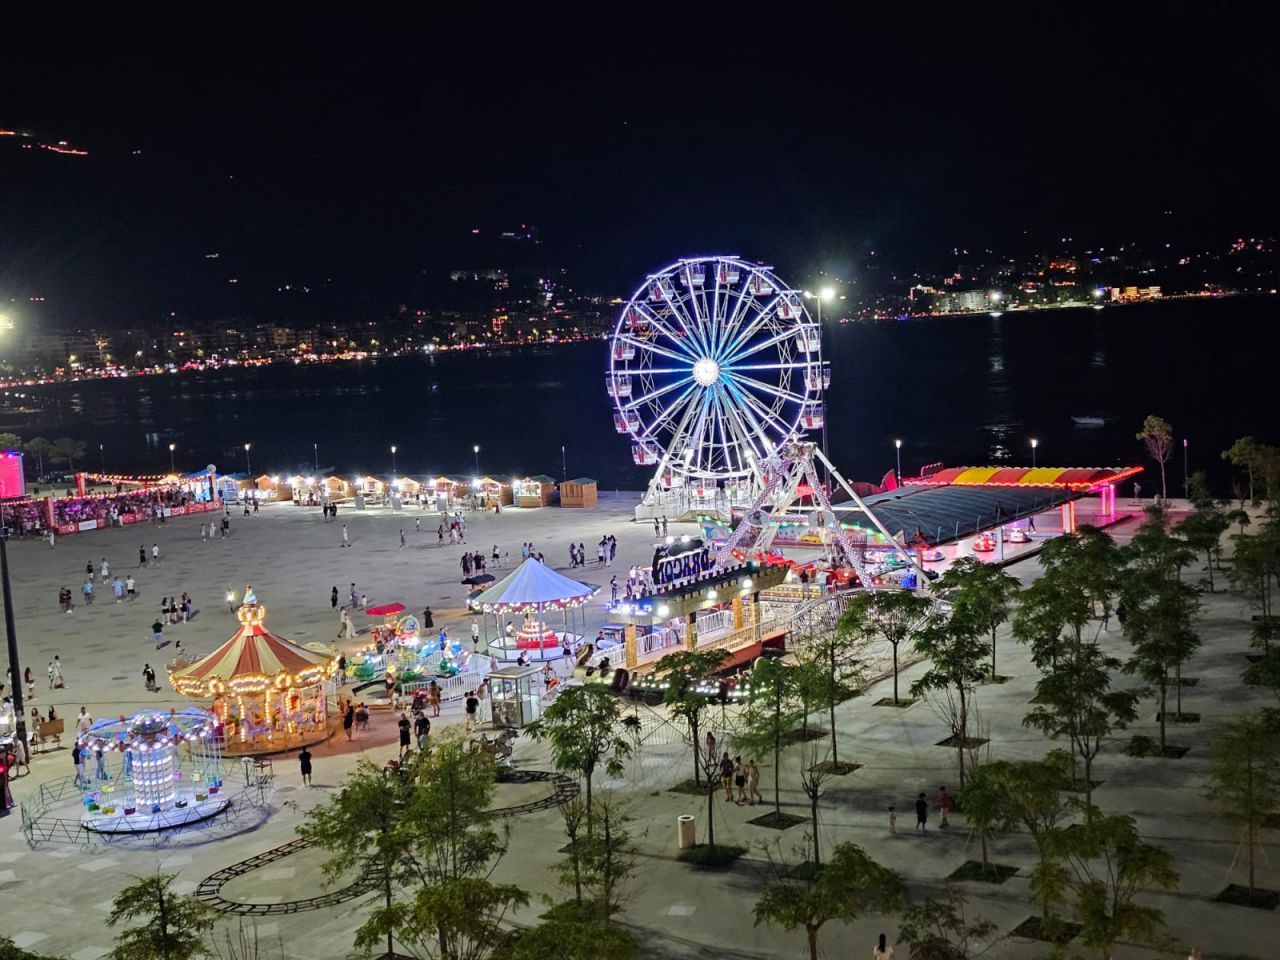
1214, 884, 1280, 910
934, 735, 990, 749
668, 779, 707, 796
978, 674, 1012, 685
810, 760, 861, 776
873, 697, 915, 708
1125, 736, 1190, 759
1010, 916, 1082, 944
1155, 711, 1200, 723
747, 811, 807, 830
676, 843, 747, 868
779, 728, 827, 745
948, 860, 1018, 884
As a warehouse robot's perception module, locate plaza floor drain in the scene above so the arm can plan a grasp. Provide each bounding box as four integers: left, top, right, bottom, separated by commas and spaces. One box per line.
111, 675, 129, 680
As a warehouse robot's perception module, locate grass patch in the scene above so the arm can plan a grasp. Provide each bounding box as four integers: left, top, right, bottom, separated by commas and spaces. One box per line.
539, 900, 611, 923
1010, 916, 1082, 944
1125, 736, 1190, 759
1214, 884, 1280, 910
747, 810, 808, 830
873, 697, 915, 708
979, 674, 1012, 685
668, 778, 711, 796
935, 735, 990, 749
810, 760, 861, 776
677, 843, 747, 868
1155, 711, 1201, 723
949, 860, 1018, 883
779, 727, 827, 745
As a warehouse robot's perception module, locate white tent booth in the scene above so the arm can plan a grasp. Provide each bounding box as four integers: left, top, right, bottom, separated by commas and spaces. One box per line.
473, 558, 598, 663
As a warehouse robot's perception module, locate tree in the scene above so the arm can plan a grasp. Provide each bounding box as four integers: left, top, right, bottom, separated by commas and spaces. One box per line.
753, 842, 905, 960
941, 557, 1020, 676
1014, 528, 1119, 665
807, 623, 863, 772
1023, 640, 1137, 817
0, 432, 21, 454
1206, 712, 1280, 897
51, 436, 86, 473
798, 743, 831, 868
840, 589, 930, 705
526, 685, 632, 833
107, 873, 215, 960
1136, 415, 1174, 500
653, 648, 730, 786
574, 796, 637, 924
733, 655, 799, 820
896, 885, 997, 960
910, 607, 990, 787
1179, 474, 1230, 591
23, 436, 52, 478
1229, 518, 1280, 639
1044, 812, 1179, 959
492, 921, 636, 960
1223, 435, 1263, 503
1, 938, 62, 960
378, 878, 529, 960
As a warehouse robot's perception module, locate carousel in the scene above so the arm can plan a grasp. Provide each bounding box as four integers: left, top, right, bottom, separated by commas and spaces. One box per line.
169, 601, 338, 754
77, 707, 227, 834
472, 558, 598, 662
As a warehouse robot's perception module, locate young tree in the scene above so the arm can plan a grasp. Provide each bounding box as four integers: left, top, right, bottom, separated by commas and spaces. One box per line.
107, 873, 215, 960
1044, 812, 1179, 959
754, 842, 906, 960
23, 436, 52, 478
526, 685, 632, 832
798, 742, 831, 868
1206, 712, 1280, 897
941, 557, 1020, 675
1136, 415, 1174, 500
575, 796, 638, 924
1014, 528, 1119, 665
734, 655, 799, 819
840, 589, 930, 705
1223, 435, 1263, 503
1179, 481, 1230, 591
653, 648, 730, 786
910, 608, 990, 787
1122, 572, 1200, 749
555, 798, 588, 904
896, 885, 998, 960
385, 878, 529, 960
1229, 519, 1280, 639
0, 432, 21, 453
799, 625, 862, 772
1023, 640, 1137, 817
51, 436, 86, 473
492, 920, 636, 960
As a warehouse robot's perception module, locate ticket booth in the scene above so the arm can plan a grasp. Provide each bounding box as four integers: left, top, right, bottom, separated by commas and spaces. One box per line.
489, 663, 543, 728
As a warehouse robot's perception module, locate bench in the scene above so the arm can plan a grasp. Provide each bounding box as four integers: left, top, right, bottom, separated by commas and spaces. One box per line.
35, 717, 65, 750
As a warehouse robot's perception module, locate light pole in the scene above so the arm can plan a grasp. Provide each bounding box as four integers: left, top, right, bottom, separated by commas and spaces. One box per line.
473, 444, 480, 476
1183, 437, 1189, 498
168, 443, 176, 473
391, 445, 398, 476
99, 443, 105, 473
313, 442, 319, 473
1, 535, 29, 766
1030, 437, 1039, 468
243, 443, 252, 475
895, 438, 903, 484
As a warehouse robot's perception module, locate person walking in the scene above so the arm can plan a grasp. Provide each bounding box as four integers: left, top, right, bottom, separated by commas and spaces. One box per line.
100, 558, 110, 582
298, 747, 313, 786
734, 756, 747, 804
747, 758, 762, 805
470, 620, 480, 650
125, 574, 136, 600
719, 752, 735, 801
415, 517, 421, 533
330, 585, 338, 610
414, 711, 430, 750
72, 742, 86, 787
152, 618, 165, 648
873, 933, 895, 960
24, 666, 35, 702
81, 578, 95, 605
399, 529, 406, 550
139, 545, 147, 567
464, 691, 479, 731
112, 576, 125, 603
438, 524, 445, 547
915, 792, 928, 833
398, 713, 412, 758
338, 607, 356, 640
142, 663, 157, 692
342, 702, 355, 741
937, 785, 952, 828
152, 543, 160, 564
341, 524, 350, 548
427, 680, 441, 717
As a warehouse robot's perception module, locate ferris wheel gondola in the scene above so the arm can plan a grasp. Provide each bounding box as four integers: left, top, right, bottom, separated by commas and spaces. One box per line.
608, 255, 825, 503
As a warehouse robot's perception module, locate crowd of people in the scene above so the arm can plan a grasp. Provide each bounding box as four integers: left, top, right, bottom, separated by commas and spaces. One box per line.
4, 486, 213, 540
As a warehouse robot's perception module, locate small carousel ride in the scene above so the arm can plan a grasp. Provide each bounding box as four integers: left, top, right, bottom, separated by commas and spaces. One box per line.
472, 558, 598, 662
169, 601, 338, 754
77, 707, 227, 833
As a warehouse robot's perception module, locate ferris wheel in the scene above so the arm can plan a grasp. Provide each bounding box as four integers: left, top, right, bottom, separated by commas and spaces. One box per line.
608, 255, 829, 497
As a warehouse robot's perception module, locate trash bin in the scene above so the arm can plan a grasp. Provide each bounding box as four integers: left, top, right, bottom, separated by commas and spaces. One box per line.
677, 814, 696, 849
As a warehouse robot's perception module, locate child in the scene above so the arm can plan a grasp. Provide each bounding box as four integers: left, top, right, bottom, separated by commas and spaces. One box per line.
889, 805, 897, 835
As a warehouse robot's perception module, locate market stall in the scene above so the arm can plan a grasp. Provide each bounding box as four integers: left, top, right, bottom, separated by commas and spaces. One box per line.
513, 474, 558, 508
560, 477, 597, 508
169, 601, 338, 754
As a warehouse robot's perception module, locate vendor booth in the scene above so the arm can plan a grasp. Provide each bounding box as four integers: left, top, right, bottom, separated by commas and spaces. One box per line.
560, 477, 598, 508
169, 601, 338, 754
489, 663, 543, 728
513, 475, 558, 508
472, 558, 597, 662
476, 476, 513, 508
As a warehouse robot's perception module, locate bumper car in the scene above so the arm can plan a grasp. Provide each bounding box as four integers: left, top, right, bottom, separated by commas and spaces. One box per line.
972, 534, 996, 553
1009, 527, 1029, 544
921, 548, 945, 563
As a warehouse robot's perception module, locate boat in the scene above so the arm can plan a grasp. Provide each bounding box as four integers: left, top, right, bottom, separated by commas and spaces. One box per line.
1071, 415, 1106, 428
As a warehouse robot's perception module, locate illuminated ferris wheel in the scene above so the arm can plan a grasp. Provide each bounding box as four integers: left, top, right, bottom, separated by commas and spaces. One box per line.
608, 255, 829, 500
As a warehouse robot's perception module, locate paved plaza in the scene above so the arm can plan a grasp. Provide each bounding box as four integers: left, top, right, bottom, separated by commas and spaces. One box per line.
1, 496, 1276, 959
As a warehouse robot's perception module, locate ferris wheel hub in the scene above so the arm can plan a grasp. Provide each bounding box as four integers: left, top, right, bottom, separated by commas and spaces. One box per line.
692, 357, 721, 387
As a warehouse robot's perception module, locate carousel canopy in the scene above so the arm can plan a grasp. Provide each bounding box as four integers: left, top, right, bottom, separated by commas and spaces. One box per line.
366, 601, 406, 617
170, 603, 335, 696
472, 557, 597, 612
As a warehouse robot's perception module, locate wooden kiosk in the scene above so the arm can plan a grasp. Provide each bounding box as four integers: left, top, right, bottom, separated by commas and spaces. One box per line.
560, 477, 597, 508
513, 475, 558, 508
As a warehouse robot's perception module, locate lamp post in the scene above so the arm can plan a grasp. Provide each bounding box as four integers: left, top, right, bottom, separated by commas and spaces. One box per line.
895, 438, 903, 483
1030, 437, 1038, 468
168, 443, 176, 473
243, 443, 252, 475
99, 443, 105, 473
1183, 437, 1189, 498
1, 535, 29, 768
473, 444, 480, 476
391, 445, 398, 476
313, 443, 319, 473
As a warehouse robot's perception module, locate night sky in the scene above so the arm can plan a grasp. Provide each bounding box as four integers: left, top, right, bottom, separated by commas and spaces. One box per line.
2, 6, 1276, 323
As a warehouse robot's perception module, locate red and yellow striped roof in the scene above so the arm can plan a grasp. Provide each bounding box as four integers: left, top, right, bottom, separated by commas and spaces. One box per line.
908, 465, 1142, 490
170, 604, 334, 695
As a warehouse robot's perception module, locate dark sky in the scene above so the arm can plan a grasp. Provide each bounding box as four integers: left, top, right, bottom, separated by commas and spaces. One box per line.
2, 5, 1276, 323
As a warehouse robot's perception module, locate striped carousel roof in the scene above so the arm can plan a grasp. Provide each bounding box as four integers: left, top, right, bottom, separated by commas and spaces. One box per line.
170, 603, 334, 694
906, 465, 1142, 490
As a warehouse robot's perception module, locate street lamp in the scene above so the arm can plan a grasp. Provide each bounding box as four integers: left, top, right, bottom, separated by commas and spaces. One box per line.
1, 534, 30, 765
168, 443, 176, 473
99, 443, 105, 472
391, 444, 398, 476
1183, 437, 1189, 498
895, 438, 903, 483
243, 443, 252, 474
1030, 437, 1039, 468
473, 444, 480, 476
313, 442, 319, 473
